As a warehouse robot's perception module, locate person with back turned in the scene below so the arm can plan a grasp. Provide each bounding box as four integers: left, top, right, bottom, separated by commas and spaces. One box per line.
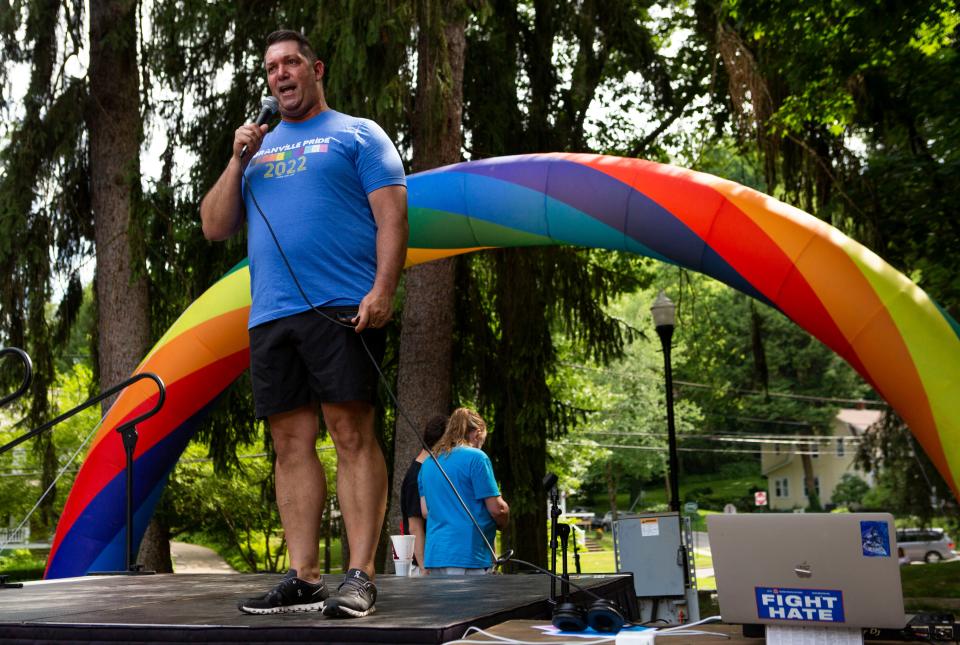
199, 29, 407, 617
418, 408, 509, 575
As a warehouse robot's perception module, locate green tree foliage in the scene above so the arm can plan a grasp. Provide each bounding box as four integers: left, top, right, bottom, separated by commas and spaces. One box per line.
0, 362, 100, 543
857, 413, 957, 521
694, 0, 960, 317
675, 275, 869, 436
161, 441, 338, 573
551, 286, 704, 517
0, 0, 89, 534
831, 473, 870, 510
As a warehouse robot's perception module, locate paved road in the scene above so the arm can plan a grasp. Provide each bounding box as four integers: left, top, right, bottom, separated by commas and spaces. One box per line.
692, 531, 711, 552
692, 532, 714, 580
170, 541, 237, 574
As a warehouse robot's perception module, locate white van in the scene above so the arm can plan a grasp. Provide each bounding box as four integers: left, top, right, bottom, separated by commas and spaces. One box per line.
896, 528, 956, 563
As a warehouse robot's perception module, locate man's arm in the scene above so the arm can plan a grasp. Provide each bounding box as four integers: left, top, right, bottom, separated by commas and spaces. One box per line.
354, 184, 408, 331
199, 123, 268, 241
408, 515, 427, 571
484, 495, 510, 530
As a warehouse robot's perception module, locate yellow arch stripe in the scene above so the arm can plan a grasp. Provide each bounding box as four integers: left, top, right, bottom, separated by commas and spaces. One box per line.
140, 268, 252, 366
405, 246, 489, 267
846, 249, 960, 496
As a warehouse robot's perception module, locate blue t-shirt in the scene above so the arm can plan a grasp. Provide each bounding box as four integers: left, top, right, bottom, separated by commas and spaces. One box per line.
418, 446, 500, 569
243, 110, 406, 329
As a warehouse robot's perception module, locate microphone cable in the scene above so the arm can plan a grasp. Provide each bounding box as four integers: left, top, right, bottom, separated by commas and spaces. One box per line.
240, 146, 633, 613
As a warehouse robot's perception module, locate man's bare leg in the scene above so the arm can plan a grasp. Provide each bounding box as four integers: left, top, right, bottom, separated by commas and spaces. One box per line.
322, 400, 387, 578
270, 404, 326, 583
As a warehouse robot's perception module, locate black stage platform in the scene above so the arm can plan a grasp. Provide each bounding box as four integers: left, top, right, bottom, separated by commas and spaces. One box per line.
0, 572, 638, 644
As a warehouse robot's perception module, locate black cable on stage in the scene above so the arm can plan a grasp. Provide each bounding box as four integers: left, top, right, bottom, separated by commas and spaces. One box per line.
241, 153, 632, 614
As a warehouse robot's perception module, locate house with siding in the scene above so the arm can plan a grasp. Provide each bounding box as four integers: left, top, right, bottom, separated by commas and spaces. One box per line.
761, 408, 881, 510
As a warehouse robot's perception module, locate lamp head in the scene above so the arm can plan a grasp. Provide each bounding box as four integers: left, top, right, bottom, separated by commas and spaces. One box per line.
650, 290, 676, 329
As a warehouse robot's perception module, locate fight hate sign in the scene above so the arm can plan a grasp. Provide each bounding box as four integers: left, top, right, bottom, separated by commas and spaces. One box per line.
755, 588, 845, 622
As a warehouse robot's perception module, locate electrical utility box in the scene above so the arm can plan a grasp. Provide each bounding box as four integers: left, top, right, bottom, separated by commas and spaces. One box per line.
613, 511, 699, 624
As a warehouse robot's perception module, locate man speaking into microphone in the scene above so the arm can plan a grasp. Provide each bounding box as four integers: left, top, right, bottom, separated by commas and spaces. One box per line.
200, 30, 407, 618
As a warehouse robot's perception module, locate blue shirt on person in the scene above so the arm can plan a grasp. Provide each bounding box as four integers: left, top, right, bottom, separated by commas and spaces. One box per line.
418, 446, 500, 569
242, 109, 406, 329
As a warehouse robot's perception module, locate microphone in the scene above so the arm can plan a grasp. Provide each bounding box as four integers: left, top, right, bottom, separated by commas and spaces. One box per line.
543, 472, 559, 492
240, 96, 279, 158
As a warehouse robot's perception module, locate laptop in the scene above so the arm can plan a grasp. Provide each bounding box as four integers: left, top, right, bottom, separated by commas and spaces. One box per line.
708, 513, 906, 630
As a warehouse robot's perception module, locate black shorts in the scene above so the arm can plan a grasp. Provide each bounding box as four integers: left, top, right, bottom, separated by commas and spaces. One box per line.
249, 308, 386, 419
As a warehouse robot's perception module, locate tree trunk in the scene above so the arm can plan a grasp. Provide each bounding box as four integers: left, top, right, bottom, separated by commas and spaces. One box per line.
606, 460, 619, 522
800, 453, 822, 511
30, 435, 58, 541
89, 2, 149, 398
605, 460, 620, 540
492, 249, 551, 568
387, 0, 466, 568
137, 516, 173, 572
88, 0, 164, 570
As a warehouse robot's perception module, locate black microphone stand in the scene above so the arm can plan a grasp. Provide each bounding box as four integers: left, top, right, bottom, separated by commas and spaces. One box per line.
545, 473, 561, 604
557, 522, 571, 600
572, 519, 582, 574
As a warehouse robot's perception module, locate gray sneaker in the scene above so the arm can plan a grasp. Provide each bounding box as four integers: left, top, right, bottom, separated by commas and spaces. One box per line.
322, 568, 377, 618
238, 569, 329, 615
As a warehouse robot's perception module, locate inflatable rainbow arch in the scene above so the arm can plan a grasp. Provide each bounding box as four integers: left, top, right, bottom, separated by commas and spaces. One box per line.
46, 153, 960, 577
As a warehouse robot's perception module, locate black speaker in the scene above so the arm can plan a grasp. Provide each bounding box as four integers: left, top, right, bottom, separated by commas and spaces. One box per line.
552, 598, 625, 633
552, 601, 588, 632
586, 598, 625, 633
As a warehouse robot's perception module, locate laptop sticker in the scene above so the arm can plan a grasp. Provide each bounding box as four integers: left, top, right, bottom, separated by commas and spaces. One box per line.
755, 587, 845, 622
860, 521, 891, 557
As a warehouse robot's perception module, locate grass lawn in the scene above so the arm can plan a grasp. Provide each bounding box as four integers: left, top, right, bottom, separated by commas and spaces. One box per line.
690, 509, 719, 533
693, 549, 713, 571
584, 470, 766, 514
698, 575, 717, 591
573, 549, 616, 573
901, 559, 960, 599
692, 549, 717, 591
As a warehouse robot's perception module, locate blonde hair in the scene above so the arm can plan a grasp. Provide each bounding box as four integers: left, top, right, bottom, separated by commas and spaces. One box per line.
433, 407, 486, 455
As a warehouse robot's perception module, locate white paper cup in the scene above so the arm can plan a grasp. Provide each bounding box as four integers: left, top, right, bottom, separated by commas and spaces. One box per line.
390, 534, 416, 561
393, 558, 412, 576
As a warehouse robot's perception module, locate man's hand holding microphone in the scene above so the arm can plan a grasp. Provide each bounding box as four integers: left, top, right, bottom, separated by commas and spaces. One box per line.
235, 96, 279, 165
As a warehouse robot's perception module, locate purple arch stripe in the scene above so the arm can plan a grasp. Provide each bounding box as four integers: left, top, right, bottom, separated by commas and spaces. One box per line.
452, 157, 772, 306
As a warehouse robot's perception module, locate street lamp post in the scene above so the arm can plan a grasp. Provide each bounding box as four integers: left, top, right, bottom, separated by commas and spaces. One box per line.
651, 291, 680, 513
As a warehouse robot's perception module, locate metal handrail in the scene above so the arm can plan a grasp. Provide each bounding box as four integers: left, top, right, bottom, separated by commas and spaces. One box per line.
0, 372, 166, 457
0, 347, 33, 409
